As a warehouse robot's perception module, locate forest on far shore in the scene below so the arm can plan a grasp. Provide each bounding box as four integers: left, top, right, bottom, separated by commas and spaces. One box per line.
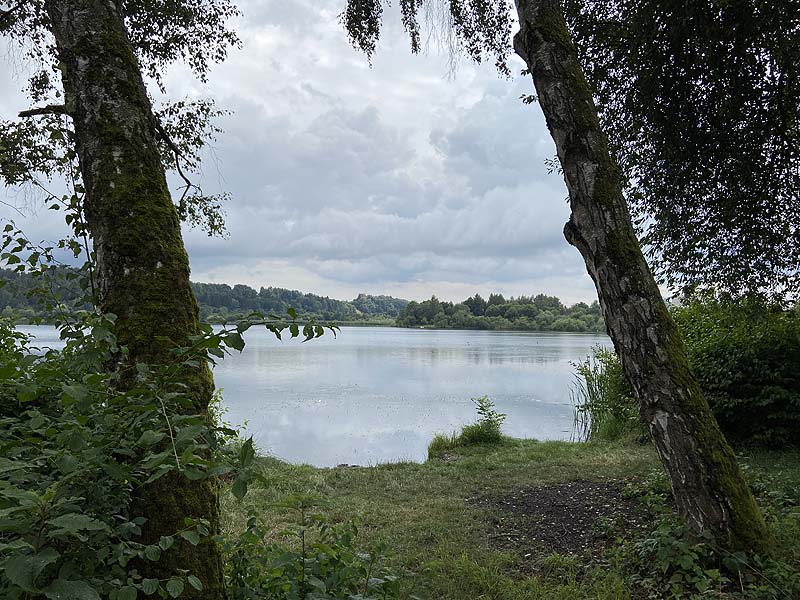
396, 293, 605, 332
0, 268, 601, 332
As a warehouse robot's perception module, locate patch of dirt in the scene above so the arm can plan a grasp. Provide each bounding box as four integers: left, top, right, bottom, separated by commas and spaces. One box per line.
470, 479, 648, 562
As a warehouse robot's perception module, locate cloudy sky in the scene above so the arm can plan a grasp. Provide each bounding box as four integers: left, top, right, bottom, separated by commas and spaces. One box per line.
0, 0, 599, 305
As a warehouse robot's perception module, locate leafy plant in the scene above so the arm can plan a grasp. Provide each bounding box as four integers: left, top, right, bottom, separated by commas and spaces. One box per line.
672, 293, 800, 447
0, 239, 335, 598
223, 494, 416, 599
571, 347, 642, 442
428, 396, 506, 458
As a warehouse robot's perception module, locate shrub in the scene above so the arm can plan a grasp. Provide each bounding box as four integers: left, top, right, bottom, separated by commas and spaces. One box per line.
0, 310, 331, 598
672, 295, 800, 447
427, 396, 506, 458
572, 347, 642, 442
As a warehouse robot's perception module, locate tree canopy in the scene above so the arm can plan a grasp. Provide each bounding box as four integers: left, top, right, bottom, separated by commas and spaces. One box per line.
564, 0, 800, 302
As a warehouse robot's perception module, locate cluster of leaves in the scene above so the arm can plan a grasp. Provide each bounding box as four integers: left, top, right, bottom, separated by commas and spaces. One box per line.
572, 293, 800, 448
618, 469, 800, 599
0, 314, 224, 599
397, 293, 604, 332
571, 346, 642, 443
223, 495, 416, 599
671, 293, 800, 448
0, 268, 336, 599
564, 0, 800, 301
428, 395, 506, 458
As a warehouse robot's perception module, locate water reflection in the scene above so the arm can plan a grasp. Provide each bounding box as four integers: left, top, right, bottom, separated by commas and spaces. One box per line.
16, 325, 610, 467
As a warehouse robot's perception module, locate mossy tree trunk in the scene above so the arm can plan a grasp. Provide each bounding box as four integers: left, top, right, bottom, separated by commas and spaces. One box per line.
513, 0, 769, 551
44, 1, 225, 595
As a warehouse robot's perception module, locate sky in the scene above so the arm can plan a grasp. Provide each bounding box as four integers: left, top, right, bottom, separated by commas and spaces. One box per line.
0, 0, 599, 305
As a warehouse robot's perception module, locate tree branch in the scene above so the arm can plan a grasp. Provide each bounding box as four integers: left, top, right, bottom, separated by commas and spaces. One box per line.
18, 104, 67, 118
154, 118, 196, 209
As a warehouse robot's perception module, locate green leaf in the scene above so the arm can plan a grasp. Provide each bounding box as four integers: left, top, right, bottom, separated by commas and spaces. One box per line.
231, 476, 248, 501
143, 545, 161, 562
179, 530, 200, 546
238, 437, 255, 467
141, 579, 159, 595
186, 575, 202, 591
46, 513, 108, 536
224, 332, 245, 351
287, 307, 297, 319
118, 586, 137, 600
61, 384, 88, 402
1, 547, 60, 592
44, 579, 101, 600
166, 578, 184, 598
159, 535, 174, 550
136, 430, 166, 447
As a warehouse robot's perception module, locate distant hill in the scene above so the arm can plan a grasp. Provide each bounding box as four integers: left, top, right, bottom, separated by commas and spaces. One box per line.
0, 268, 408, 324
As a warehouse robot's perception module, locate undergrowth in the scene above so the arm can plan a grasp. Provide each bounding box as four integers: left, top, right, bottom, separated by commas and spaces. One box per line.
427, 396, 507, 459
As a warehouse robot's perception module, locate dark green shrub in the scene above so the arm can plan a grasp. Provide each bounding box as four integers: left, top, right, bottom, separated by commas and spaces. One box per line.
672, 295, 800, 447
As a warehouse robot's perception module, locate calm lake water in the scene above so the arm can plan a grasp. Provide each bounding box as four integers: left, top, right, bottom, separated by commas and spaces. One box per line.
17, 325, 610, 467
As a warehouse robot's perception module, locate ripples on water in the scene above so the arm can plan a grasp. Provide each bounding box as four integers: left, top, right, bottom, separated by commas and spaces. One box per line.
17, 325, 610, 467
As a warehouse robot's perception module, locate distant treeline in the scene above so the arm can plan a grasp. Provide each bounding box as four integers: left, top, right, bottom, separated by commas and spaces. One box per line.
193, 283, 407, 322
1, 268, 603, 332
0, 269, 408, 324
396, 293, 605, 333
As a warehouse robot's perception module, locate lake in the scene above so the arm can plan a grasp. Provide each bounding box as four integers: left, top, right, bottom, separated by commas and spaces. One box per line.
16, 325, 610, 467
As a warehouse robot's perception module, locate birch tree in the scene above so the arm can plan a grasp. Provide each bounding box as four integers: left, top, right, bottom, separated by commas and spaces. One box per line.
341, 0, 770, 550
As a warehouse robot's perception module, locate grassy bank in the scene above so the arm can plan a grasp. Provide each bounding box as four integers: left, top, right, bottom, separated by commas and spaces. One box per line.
221, 439, 800, 599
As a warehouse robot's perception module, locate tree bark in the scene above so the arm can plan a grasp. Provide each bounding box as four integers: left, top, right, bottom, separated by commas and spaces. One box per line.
513, 0, 769, 551
44, 1, 225, 595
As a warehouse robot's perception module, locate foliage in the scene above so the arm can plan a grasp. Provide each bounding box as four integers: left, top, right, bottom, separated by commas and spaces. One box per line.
618, 468, 800, 599
571, 346, 641, 442
223, 495, 415, 599
0, 297, 333, 598
397, 293, 604, 332
341, 0, 514, 75
564, 0, 800, 301
573, 296, 800, 447
428, 396, 506, 458
671, 294, 800, 447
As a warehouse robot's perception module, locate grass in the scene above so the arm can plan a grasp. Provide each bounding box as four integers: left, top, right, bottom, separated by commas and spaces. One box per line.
222, 439, 657, 598
221, 440, 800, 599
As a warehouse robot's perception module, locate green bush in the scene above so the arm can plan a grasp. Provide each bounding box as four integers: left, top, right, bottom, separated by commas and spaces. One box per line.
574, 296, 800, 447
428, 396, 506, 458
572, 347, 642, 442
672, 295, 800, 447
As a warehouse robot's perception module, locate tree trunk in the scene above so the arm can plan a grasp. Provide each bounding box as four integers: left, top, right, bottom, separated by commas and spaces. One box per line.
44, 1, 226, 595
513, 0, 769, 551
